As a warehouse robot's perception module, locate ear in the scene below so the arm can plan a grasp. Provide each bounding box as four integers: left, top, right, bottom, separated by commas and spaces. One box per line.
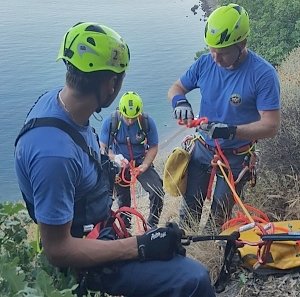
108, 75, 118, 95
239, 39, 247, 50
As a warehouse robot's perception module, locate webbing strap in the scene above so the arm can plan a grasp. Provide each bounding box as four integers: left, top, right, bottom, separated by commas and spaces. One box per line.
214, 231, 241, 293
86, 206, 148, 240
15, 117, 101, 168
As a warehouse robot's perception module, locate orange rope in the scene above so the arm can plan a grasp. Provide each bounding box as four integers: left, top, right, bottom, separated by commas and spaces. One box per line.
117, 160, 143, 233
212, 140, 293, 265
181, 119, 291, 265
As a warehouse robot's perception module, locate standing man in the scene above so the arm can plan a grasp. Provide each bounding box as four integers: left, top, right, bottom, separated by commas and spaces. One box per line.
15, 22, 215, 297
168, 4, 280, 229
100, 91, 164, 228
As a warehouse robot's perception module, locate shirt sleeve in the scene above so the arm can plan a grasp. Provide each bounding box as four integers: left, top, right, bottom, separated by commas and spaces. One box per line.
180, 58, 202, 91
30, 156, 80, 225
147, 116, 159, 147
256, 68, 281, 111
99, 117, 111, 146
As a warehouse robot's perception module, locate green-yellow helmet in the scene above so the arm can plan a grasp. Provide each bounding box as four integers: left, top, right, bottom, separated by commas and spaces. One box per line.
204, 4, 250, 48
57, 22, 130, 73
119, 91, 143, 118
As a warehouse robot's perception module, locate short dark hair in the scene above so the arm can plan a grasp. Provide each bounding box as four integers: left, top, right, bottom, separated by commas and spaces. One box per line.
65, 63, 124, 95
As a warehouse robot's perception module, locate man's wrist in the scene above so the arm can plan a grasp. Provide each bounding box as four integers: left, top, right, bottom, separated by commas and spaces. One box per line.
228, 126, 237, 140
172, 94, 187, 109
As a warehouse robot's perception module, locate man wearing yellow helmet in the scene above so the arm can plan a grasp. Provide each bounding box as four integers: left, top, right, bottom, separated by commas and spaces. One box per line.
168, 4, 280, 230
100, 91, 164, 229
15, 22, 215, 296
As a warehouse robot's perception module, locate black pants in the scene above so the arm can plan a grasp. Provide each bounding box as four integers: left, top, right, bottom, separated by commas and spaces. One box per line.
115, 164, 164, 227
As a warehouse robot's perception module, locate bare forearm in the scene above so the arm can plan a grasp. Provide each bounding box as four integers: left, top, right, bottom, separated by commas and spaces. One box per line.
143, 146, 158, 167
44, 235, 138, 268
40, 222, 138, 268
167, 80, 187, 101
236, 110, 280, 140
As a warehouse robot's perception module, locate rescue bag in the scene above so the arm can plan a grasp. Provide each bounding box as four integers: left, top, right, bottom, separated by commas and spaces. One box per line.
221, 220, 300, 274
163, 147, 191, 197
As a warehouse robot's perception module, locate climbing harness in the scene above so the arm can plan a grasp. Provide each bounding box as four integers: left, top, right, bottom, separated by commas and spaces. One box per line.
110, 110, 149, 146
74, 206, 148, 297
86, 206, 148, 240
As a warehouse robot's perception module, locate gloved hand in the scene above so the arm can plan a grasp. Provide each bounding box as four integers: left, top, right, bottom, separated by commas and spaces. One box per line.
114, 154, 129, 167
136, 222, 186, 262
172, 95, 194, 121
200, 122, 237, 140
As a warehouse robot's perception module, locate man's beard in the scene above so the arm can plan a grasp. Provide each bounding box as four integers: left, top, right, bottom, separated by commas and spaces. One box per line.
95, 94, 115, 113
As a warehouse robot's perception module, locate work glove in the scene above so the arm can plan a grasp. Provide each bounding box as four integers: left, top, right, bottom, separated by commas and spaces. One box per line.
136, 222, 186, 262
114, 154, 129, 167
172, 95, 194, 121
200, 122, 237, 140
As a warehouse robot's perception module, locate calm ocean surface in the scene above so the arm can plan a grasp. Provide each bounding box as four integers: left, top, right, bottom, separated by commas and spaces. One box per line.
0, 0, 206, 202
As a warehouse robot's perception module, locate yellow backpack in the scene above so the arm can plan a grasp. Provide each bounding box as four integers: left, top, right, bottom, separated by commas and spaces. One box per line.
163, 147, 191, 197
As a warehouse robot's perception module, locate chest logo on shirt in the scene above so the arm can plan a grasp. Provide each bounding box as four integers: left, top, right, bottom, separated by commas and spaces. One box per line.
230, 93, 242, 106
136, 132, 146, 143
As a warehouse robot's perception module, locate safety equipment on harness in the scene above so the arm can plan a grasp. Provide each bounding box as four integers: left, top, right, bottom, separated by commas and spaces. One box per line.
172, 95, 194, 121
136, 222, 186, 261
204, 4, 250, 48
57, 22, 130, 73
200, 122, 237, 140
73, 206, 149, 296
119, 91, 143, 118
181, 231, 241, 293
114, 154, 128, 167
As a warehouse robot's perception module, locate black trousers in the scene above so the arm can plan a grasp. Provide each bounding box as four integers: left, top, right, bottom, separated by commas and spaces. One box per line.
115, 164, 164, 227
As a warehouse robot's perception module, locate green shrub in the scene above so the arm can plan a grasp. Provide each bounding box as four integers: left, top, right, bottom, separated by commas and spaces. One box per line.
0, 202, 76, 296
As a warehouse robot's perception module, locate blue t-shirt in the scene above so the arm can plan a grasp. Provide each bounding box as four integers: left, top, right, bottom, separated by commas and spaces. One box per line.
15, 88, 111, 227
100, 114, 158, 163
180, 50, 280, 148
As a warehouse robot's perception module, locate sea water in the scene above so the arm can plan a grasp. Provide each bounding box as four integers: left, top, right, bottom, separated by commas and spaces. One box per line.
0, 0, 206, 201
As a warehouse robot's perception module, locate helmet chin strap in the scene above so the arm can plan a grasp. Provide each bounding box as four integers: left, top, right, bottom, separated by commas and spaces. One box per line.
228, 45, 243, 69
95, 88, 103, 113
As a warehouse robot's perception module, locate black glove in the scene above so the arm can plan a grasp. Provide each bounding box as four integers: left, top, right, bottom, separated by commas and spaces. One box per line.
172, 95, 194, 120
201, 122, 237, 140
136, 222, 186, 261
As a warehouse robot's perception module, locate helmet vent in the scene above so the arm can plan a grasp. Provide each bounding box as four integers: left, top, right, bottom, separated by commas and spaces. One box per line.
232, 5, 242, 15
64, 48, 74, 58
218, 29, 230, 45
85, 25, 106, 34
87, 37, 96, 46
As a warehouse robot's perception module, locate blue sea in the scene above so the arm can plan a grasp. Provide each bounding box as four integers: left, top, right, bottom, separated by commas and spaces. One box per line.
0, 0, 206, 202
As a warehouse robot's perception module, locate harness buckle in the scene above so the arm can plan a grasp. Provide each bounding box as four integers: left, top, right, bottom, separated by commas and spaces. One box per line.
83, 224, 94, 233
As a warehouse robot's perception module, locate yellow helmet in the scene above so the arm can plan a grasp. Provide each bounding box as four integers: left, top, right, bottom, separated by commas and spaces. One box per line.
119, 92, 143, 118
204, 4, 250, 48
57, 22, 130, 73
